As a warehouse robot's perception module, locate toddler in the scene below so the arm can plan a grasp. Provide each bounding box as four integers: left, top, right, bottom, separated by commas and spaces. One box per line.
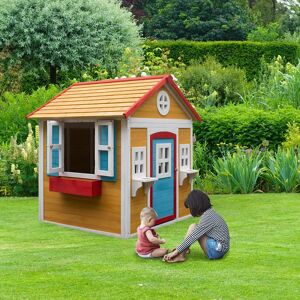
136, 207, 168, 258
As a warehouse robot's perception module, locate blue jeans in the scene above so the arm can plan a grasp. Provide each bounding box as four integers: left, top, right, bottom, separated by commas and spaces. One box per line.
205, 238, 226, 260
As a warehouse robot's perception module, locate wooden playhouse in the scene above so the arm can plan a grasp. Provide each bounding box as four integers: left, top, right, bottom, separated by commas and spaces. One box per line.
27, 75, 201, 238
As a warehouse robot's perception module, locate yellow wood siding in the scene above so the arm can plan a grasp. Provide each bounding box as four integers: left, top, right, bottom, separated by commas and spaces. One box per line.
178, 128, 192, 217
43, 121, 122, 234
130, 128, 148, 234
132, 88, 191, 120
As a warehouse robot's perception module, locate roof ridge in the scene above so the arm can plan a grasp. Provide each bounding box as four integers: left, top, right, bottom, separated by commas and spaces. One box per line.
74, 75, 169, 86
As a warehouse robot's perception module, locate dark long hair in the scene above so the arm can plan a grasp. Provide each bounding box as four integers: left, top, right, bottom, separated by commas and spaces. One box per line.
184, 190, 212, 217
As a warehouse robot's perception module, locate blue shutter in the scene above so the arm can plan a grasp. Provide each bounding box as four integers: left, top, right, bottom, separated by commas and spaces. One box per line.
47, 121, 63, 175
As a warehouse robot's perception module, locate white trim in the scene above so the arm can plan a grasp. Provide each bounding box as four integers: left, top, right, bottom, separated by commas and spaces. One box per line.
132, 146, 146, 178
43, 220, 122, 238
128, 118, 192, 129
190, 126, 194, 190
59, 171, 99, 180
157, 90, 170, 116
129, 214, 192, 237
38, 120, 44, 221
121, 119, 131, 238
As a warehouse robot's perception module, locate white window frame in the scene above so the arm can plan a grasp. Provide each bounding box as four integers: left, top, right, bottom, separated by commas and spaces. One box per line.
47, 121, 63, 174
180, 144, 190, 171
95, 120, 114, 177
157, 90, 170, 116
132, 147, 146, 178
156, 143, 171, 179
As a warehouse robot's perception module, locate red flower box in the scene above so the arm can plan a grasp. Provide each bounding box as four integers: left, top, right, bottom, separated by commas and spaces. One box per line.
49, 177, 102, 197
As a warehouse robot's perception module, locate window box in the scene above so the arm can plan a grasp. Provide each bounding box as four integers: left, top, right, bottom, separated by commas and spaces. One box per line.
49, 177, 102, 197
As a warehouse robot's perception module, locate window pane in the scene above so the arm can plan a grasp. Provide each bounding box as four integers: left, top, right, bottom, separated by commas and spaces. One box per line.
165, 147, 169, 159
134, 164, 138, 174
99, 125, 109, 145
158, 163, 162, 174
140, 151, 143, 161
186, 148, 189, 155
135, 151, 138, 161
181, 158, 184, 166
159, 148, 163, 159
52, 125, 59, 144
165, 162, 169, 173
99, 150, 109, 171
140, 164, 144, 173
185, 158, 188, 166
52, 148, 59, 168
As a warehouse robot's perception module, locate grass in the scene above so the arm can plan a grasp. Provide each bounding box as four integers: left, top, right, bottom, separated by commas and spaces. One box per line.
0, 194, 299, 300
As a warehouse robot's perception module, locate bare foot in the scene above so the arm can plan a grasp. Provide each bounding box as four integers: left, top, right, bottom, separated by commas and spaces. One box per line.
166, 253, 186, 263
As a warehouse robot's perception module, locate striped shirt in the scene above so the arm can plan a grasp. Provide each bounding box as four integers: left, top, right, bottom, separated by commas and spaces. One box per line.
177, 208, 230, 253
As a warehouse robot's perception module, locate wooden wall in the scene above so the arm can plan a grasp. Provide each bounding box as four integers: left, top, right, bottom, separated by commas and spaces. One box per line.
178, 128, 191, 217
43, 120, 121, 234
130, 128, 148, 233
132, 88, 190, 120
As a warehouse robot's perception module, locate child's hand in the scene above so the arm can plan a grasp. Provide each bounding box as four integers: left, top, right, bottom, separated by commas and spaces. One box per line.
160, 238, 166, 244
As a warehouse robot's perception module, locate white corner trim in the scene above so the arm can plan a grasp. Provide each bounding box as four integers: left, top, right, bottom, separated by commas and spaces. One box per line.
121, 119, 131, 238
38, 120, 44, 221
43, 220, 122, 238
128, 118, 192, 129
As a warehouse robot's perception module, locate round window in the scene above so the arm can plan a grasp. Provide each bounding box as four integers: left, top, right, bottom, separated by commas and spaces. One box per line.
157, 91, 170, 116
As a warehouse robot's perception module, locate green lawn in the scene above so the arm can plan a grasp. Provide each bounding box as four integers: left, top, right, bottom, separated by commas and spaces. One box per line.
0, 194, 299, 300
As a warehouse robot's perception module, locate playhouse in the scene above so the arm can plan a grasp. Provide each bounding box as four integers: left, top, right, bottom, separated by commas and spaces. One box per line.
27, 75, 201, 238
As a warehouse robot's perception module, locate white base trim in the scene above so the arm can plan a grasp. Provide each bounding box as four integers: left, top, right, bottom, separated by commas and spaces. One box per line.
129, 118, 192, 129
43, 220, 122, 238
129, 214, 192, 237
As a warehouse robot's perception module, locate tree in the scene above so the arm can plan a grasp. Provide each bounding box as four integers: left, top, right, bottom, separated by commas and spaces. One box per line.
0, 0, 142, 84
143, 0, 255, 41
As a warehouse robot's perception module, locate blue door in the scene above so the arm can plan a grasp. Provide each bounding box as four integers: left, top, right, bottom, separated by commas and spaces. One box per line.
150, 132, 176, 224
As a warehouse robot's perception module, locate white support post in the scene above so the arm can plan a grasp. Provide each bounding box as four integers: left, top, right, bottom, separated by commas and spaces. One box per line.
38, 120, 44, 221
121, 119, 131, 238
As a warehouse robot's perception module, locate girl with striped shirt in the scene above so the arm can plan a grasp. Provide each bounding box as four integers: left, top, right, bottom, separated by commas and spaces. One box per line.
164, 190, 230, 263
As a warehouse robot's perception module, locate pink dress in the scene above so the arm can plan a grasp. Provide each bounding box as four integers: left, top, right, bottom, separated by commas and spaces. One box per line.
136, 226, 160, 255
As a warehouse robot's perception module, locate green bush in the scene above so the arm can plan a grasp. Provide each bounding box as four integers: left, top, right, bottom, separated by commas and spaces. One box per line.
212, 147, 264, 194
0, 123, 38, 196
144, 40, 300, 80
194, 104, 300, 154
180, 57, 247, 107
264, 148, 300, 192
0, 85, 60, 143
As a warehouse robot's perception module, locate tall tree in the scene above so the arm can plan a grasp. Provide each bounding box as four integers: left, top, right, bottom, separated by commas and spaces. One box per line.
143, 0, 254, 41
0, 0, 142, 84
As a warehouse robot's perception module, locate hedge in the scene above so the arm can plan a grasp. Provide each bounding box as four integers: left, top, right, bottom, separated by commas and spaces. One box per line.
144, 40, 300, 80
194, 105, 300, 153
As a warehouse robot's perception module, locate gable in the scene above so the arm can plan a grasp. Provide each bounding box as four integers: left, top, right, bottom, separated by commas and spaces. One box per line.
132, 85, 192, 120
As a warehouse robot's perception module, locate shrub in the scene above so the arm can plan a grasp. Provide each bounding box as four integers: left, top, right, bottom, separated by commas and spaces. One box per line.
247, 23, 281, 42
0, 85, 60, 143
212, 147, 264, 194
0, 124, 38, 196
244, 56, 300, 109
194, 104, 300, 154
264, 148, 300, 192
282, 122, 300, 149
144, 40, 300, 80
179, 57, 247, 107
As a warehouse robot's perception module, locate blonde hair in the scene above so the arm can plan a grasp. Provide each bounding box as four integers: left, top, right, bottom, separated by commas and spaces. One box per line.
140, 207, 157, 221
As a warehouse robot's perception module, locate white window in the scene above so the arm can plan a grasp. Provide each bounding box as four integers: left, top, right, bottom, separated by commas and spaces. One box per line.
157, 90, 170, 116
180, 144, 190, 170
132, 147, 146, 178
47, 121, 63, 174
156, 143, 171, 178
47, 120, 115, 179
95, 121, 114, 177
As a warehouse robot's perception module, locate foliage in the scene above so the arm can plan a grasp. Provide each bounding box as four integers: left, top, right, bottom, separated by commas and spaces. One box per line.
212, 147, 264, 194
194, 104, 300, 154
282, 122, 300, 148
144, 40, 300, 80
247, 22, 281, 41
264, 147, 300, 192
0, 124, 38, 196
0, 85, 60, 143
0, 0, 142, 84
179, 57, 247, 107
244, 55, 300, 109
143, 0, 255, 41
